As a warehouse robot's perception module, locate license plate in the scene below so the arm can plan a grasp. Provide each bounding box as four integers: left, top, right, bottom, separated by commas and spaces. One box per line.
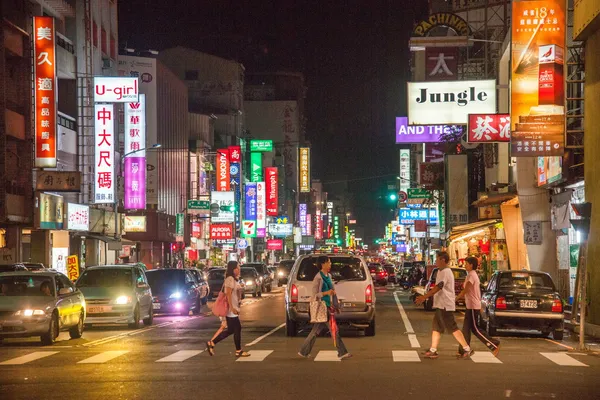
88, 306, 111, 314
153, 303, 161, 310
343, 303, 353, 307
520, 300, 538, 309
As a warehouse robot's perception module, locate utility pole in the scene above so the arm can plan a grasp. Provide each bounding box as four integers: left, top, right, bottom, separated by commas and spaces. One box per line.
570, 202, 591, 351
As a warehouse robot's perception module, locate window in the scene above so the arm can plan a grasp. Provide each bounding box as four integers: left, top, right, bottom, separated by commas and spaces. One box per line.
0, 275, 55, 297
101, 28, 107, 54
296, 257, 366, 282
185, 70, 199, 80
498, 273, 555, 291
93, 21, 98, 47
185, 271, 195, 284
58, 275, 74, 293
77, 268, 133, 288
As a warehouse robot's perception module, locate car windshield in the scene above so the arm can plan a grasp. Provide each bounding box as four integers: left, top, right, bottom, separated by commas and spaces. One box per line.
77, 268, 133, 287
146, 270, 186, 293
0, 275, 55, 297
369, 265, 384, 273
296, 257, 366, 281
243, 264, 266, 274
208, 270, 225, 280
278, 260, 295, 271
498, 273, 555, 290
241, 269, 256, 278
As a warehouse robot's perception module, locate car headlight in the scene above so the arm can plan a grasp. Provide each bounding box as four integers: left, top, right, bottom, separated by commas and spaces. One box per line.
15, 309, 45, 316
278, 271, 284, 277
169, 292, 182, 299
245, 280, 254, 286
259, 276, 263, 282
114, 295, 132, 305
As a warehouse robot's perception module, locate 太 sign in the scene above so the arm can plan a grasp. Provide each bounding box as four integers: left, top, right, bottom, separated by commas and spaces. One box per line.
123, 216, 147, 232
426, 47, 458, 81
33, 17, 57, 168
468, 114, 511, 143
94, 77, 139, 102
265, 167, 278, 216
396, 117, 463, 144
210, 224, 233, 240
124, 94, 147, 209
216, 149, 230, 191
407, 80, 497, 125
299, 147, 311, 193
94, 104, 115, 204
66, 203, 90, 231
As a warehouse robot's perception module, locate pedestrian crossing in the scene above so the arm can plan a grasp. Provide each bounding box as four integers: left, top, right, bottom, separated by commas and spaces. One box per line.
0, 349, 594, 367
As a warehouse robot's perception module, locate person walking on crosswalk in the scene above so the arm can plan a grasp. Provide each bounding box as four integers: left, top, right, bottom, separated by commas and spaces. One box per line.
456, 257, 500, 357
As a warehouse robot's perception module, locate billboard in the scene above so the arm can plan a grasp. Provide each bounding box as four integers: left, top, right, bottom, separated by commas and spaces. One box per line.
396, 117, 463, 144
94, 104, 115, 204
537, 156, 562, 186
511, 0, 566, 157
265, 167, 278, 216
467, 114, 511, 143
256, 181, 266, 237
66, 204, 89, 231
210, 224, 233, 240
33, 17, 57, 168
210, 191, 235, 223
124, 216, 147, 232
299, 147, 311, 192
216, 149, 230, 191
94, 77, 139, 102
124, 95, 146, 209
407, 80, 497, 124
244, 183, 257, 220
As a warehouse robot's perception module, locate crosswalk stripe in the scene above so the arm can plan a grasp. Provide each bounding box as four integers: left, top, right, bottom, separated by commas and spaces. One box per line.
392, 350, 421, 362
314, 351, 340, 362
156, 350, 204, 363
236, 350, 273, 362
471, 351, 502, 364
78, 351, 129, 364
540, 352, 588, 367
0, 351, 59, 365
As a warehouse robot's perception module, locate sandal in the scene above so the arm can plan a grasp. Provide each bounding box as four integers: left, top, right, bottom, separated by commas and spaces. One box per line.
235, 350, 251, 358
206, 341, 215, 356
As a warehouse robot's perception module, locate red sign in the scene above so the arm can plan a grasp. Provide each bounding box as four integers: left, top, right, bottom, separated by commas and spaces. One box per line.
33, 16, 57, 168
468, 114, 511, 143
265, 167, 278, 216
192, 222, 202, 238
419, 162, 444, 189
216, 149, 230, 191
228, 146, 241, 163
210, 223, 233, 239
267, 239, 283, 251
425, 47, 458, 81
414, 220, 427, 233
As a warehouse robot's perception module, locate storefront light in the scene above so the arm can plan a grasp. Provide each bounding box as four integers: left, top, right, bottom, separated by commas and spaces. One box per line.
452, 229, 487, 243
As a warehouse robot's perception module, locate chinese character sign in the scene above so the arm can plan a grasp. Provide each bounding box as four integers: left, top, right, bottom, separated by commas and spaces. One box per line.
94, 104, 115, 204
228, 145, 241, 162
299, 147, 310, 193
399, 149, 410, 192
33, 17, 57, 168
468, 114, 511, 143
315, 209, 323, 240
216, 149, 230, 191
511, 0, 566, 157
210, 224, 233, 240
256, 182, 266, 237
124, 95, 147, 209
306, 214, 312, 236
425, 47, 458, 81
66, 204, 90, 231
230, 162, 241, 230
299, 204, 308, 235
265, 167, 278, 216
67, 255, 80, 281
244, 183, 257, 220
250, 152, 262, 182
524, 221, 543, 245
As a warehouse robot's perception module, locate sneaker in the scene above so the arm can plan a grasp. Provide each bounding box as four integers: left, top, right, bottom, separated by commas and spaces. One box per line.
492, 345, 500, 357
297, 352, 310, 358
339, 353, 353, 360
423, 350, 439, 359
457, 349, 474, 359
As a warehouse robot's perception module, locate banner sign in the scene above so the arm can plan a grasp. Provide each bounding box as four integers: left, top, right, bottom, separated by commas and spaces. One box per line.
244, 183, 257, 220
425, 47, 458, 81
123, 216, 146, 232
407, 80, 497, 125
267, 239, 284, 251
299, 147, 311, 192
511, 0, 566, 157
66, 203, 89, 231
265, 167, 278, 216
399, 208, 439, 225
210, 224, 233, 240
299, 204, 308, 235
67, 255, 80, 281
306, 214, 312, 236
124, 95, 147, 209
93, 77, 139, 102
268, 223, 293, 237
256, 181, 266, 237
94, 104, 115, 204
250, 140, 273, 152
396, 117, 463, 144
211, 191, 235, 223
250, 152, 262, 182
315, 209, 323, 240
467, 114, 511, 143
33, 16, 57, 168
216, 149, 230, 191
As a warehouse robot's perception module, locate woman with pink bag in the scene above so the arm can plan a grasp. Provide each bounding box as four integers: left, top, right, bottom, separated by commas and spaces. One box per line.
206, 261, 250, 357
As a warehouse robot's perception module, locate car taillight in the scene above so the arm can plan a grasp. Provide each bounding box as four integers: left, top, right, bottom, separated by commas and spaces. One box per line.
365, 284, 373, 304
291, 284, 298, 303
496, 296, 507, 310
552, 299, 563, 313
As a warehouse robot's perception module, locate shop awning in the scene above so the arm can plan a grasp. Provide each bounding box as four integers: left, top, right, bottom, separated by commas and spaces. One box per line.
471, 194, 516, 207
449, 219, 502, 241
71, 232, 121, 243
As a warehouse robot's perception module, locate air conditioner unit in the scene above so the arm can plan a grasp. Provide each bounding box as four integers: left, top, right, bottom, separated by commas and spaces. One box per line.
102, 58, 114, 70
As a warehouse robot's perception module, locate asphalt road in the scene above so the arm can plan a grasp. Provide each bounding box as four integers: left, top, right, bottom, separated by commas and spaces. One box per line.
1, 286, 599, 400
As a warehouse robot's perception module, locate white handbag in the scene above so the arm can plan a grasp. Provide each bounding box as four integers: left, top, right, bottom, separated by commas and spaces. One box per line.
309, 300, 328, 323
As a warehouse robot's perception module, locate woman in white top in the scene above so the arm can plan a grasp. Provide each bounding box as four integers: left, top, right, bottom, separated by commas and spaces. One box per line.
206, 261, 250, 357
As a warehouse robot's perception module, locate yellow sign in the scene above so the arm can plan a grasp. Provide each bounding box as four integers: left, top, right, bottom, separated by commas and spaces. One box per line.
124, 216, 147, 232
67, 255, 79, 281
299, 147, 310, 193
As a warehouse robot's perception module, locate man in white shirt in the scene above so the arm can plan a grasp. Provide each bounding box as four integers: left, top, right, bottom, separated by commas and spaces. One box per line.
416, 251, 473, 359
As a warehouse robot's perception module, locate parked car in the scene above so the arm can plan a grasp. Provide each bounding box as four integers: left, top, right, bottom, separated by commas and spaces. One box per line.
480, 270, 565, 340
276, 259, 295, 286
21, 263, 46, 271
0, 264, 29, 273
383, 264, 397, 284
0, 271, 86, 345
242, 263, 273, 292
240, 267, 262, 297
146, 269, 203, 316
207, 268, 226, 299
185, 268, 210, 305
419, 267, 468, 311
285, 253, 376, 337
76, 265, 153, 329
368, 263, 388, 286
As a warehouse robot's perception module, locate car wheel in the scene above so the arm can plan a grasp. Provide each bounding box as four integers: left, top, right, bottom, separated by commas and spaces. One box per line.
143, 304, 154, 326
128, 304, 141, 329
286, 315, 297, 337
487, 319, 498, 336
553, 329, 564, 341
365, 318, 376, 337
69, 312, 84, 339
41, 312, 59, 345
193, 297, 202, 315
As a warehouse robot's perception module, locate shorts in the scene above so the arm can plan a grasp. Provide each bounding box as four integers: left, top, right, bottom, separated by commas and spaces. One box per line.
432, 308, 459, 333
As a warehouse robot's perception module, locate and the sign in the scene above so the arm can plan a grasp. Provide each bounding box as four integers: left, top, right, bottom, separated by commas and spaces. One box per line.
94, 104, 115, 204
35, 171, 81, 192
395, 117, 463, 144
524, 221, 543, 245
511, 0, 566, 157
399, 149, 410, 192
66, 203, 89, 231
33, 16, 57, 168
123, 216, 146, 232
412, 13, 471, 37
211, 191, 235, 223
467, 114, 511, 143
399, 208, 439, 225
216, 149, 230, 191
249, 140, 273, 152
426, 47, 458, 81
124, 94, 147, 210
267, 239, 284, 251
299, 204, 308, 235
408, 188, 431, 199
299, 147, 311, 193
256, 182, 266, 237
36, 193, 64, 230
176, 213, 185, 242
265, 167, 278, 216
407, 80, 497, 125
210, 224, 233, 240
250, 152, 262, 182
268, 223, 293, 237
244, 183, 257, 220
537, 156, 562, 186
188, 200, 210, 210
241, 220, 256, 238
67, 255, 79, 281
93, 77, 139, 102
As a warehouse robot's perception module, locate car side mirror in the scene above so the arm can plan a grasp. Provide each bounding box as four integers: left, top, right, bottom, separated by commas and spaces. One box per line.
58, 287, 73, 296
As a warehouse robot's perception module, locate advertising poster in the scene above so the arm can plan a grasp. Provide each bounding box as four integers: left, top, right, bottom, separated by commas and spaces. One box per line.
265, 167, 278, 216
124, 95, 147, 210
511, 0, 566, 157
537, 156, 562, 186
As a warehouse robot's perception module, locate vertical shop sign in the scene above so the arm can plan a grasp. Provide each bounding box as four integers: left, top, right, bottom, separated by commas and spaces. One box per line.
250, 152, 262, 182
176, 213, 184, 242
230, 162, 241, 230
306, 214, 312, 236
216, 149, 230, 191
124, 94, 147, 209
299, 204, 307, 235
299, 147, 311, 192
265, 167, 278, 216
256, 181, 266, 237
327, 202, 334, 238
94, 104, 115, 203
334, 216, 340, 239
244, 183, 257, 220
228, 146, 241, 163
315, 209, 323, 240
399, 149, 411, 192
467, 114, 511, 143
33, 16, 57, 168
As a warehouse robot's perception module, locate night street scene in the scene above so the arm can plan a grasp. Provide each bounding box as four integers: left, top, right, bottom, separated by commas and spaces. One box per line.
1, 0, 600, 399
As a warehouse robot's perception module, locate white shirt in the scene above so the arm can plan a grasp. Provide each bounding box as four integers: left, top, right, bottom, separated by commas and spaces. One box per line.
224, 276, 241, 318
433, 267, 456, 311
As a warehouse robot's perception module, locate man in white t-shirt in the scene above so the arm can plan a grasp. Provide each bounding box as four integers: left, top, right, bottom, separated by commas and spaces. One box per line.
416, 251, 473, 359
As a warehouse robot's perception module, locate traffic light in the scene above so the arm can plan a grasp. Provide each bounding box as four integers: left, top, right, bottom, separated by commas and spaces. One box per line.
389, 193, 398, 201
171, 243, 178, 252
571, 202, 592, 240
220, 205, 235, 212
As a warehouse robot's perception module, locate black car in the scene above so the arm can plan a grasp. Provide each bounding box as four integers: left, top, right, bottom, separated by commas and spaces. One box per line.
185, 268, 210, 305
240, 267, 262, 297
207, 268, 226, 299
368, 263, 388, 286
21, 263, 46, 271
480, 270, 565, 340
0, 264, 29, 272
146, 269, 203, 316
277, 259, 295, 286
242, 263, 273, 292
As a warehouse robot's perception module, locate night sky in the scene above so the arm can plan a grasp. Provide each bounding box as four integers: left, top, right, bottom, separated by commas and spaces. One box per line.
118, 0, 428, 243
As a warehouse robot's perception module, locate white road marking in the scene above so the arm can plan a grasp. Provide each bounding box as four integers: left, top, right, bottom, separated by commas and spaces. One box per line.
314, 351, 341, 362
471, 351, 503, 364
394, 291, 421, 348
0, 351, 59, 365
392, 350, 421, 362
156, 350, 204, 363
408, 334, 420, 348
236, 350, 273, 362
540, 352, 588, 367
77, 350, 129, 364
245, 323, 285, 347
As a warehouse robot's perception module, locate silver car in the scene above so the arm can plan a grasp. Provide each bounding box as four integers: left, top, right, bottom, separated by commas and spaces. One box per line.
0, 271, 86, 345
